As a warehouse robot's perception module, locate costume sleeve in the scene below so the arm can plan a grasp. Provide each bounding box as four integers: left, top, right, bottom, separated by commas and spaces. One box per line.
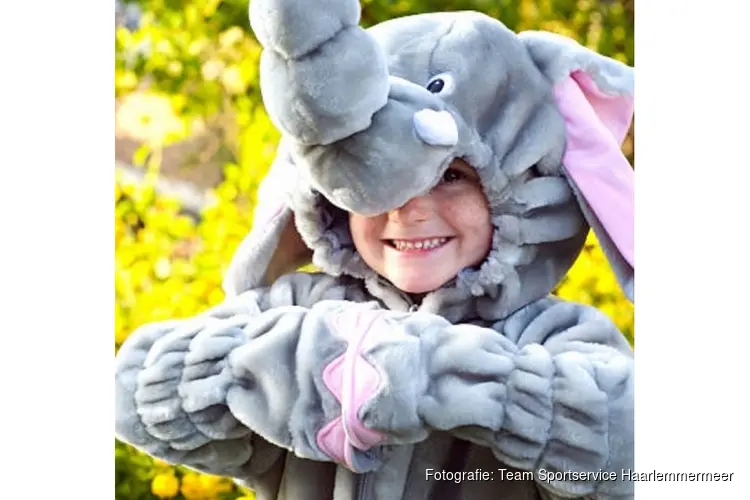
498, 298, 633, 500
327, 297, 633, 500
114, 272, 389, 481
116, 284, 633, 498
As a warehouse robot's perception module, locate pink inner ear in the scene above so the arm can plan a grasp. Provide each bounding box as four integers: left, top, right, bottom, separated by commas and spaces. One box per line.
553, 73, 634, 269
570, 71, 634, 145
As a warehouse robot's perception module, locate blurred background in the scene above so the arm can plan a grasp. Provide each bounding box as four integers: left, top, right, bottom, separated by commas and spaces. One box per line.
114, 1, 634, 498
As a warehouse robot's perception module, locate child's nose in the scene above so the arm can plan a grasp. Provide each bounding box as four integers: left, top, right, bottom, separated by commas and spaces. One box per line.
388, 195, 432, 223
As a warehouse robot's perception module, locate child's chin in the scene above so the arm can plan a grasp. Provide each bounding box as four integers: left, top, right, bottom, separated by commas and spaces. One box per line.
391, 274, 450, 295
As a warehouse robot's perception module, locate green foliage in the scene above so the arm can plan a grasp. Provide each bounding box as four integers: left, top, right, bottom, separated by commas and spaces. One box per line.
116, 439, 160, 499
115, 1, 634, 498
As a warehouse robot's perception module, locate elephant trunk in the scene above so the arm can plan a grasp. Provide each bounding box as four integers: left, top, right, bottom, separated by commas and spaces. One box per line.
250, 0, 390, 146
250, 1, 462, 216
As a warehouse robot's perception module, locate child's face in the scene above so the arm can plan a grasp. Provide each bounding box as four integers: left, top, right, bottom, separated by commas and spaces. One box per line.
349, 158, 493, 294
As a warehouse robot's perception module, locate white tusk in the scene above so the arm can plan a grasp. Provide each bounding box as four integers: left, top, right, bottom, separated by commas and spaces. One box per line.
413, 109, 458, 147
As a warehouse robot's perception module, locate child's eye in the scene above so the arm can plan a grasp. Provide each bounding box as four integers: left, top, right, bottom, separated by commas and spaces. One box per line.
440, 168, 465, 184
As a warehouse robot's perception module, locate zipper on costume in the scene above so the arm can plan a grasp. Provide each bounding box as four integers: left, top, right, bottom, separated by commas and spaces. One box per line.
356, 472, 372, 500
398, 288, 419, 312
377, 276, 418, 312
397, 288, 416, 312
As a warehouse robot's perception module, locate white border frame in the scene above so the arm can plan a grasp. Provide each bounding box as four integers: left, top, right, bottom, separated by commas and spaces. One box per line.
636, 0, 749, 496
1, 1, 747, 498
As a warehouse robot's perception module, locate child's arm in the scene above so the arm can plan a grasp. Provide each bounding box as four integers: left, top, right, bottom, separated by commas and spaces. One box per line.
327, 297, 633, 500
116, 280, 632, 497
114, 272, 387, 481
501, 301, 633, 500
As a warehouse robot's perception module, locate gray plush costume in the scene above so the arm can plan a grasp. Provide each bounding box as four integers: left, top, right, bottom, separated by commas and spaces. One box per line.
115, 2, 635, 499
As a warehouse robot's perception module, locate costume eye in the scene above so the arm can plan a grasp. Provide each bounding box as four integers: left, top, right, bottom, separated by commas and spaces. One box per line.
426, 73, 455, 95
427, 79, 444, 93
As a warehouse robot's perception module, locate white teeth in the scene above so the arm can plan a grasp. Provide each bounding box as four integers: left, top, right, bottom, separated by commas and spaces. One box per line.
392, 238, 448, 251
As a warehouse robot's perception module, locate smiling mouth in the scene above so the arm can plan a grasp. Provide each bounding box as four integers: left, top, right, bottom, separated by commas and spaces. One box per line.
385, 237, 453, 252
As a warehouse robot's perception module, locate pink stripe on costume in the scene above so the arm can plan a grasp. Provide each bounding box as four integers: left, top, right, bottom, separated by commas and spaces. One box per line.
316, 416, 347, 465
318, 354, 346, 463
340, 310, 386, 451
316, 305, 387, 470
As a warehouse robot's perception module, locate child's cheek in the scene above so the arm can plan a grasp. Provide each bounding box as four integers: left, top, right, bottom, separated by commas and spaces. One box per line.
455, 191, 492, 231
349, 215, 384, 257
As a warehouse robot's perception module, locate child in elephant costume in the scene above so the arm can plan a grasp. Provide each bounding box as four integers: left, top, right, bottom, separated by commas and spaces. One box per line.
115, 1, 635, 499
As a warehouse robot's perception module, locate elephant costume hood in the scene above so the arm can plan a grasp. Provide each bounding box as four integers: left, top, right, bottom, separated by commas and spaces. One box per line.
223, 1, 635, 322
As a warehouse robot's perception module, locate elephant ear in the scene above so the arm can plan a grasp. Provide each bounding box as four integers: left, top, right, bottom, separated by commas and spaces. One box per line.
222, 139, 313, 296
519, 30, 635, 303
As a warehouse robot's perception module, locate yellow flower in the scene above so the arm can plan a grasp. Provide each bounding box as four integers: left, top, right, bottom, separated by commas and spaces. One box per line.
177, 472, 236, 499
221, 65, 246, 94
201, 476, 234, 495
593, 271, 618, 297
151, 472, 180, 498
201, 59, 224, 81
151, 458, 170, 468
219, 26, 244, 49
207, 287, 225, 305
180, 473, 208, 500
154, 257, 171, 280
200, 473, 234, 494
116, 91, 185, 146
